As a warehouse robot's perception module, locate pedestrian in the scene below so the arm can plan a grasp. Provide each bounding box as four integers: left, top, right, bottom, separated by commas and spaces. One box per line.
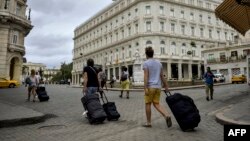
27, 69, 39, 102
109, 75, 116, 88
203, 67, 215, 101
82, 58, 101, 95
119, 67, 130, 99
25, 75, 32, 101
142, 46, 172, 128
98, 68, 108, 98
35, 72, 40, 84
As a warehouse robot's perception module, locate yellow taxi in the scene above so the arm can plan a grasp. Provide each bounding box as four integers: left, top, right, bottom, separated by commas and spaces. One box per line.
0, 78, 20, 88
231, 74, 247, 84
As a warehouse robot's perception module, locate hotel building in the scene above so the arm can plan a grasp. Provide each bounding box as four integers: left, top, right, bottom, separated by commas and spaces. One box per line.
72, 0, 236, 85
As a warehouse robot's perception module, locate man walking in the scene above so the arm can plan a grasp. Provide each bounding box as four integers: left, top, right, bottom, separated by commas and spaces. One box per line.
204, 67, 215, 101
142, 47, 172, 128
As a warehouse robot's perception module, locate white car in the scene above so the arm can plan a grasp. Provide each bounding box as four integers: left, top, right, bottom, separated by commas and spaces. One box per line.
213, 73, 225, 83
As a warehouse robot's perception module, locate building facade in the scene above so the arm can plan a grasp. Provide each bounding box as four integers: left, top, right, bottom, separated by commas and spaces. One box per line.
72, 0, 236, 85
203, 42, 250, 83
22, 62, 46, 82
43, 68, 60, 82
0, 0, 32, 81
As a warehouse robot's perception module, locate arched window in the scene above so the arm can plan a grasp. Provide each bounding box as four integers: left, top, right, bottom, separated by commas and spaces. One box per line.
160, 40, 166, 54
182, 43, 187, 55
171, 42, 176, 55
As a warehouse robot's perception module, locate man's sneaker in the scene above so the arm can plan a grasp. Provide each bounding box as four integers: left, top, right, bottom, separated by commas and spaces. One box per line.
82, 111, 88, 116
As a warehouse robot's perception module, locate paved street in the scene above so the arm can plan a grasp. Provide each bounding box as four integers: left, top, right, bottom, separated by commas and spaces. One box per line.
0, 84, 249, 141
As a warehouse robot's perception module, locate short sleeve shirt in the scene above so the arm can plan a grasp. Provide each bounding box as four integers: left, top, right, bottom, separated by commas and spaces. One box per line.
83, 66, 99, 87
143, 59, 162, 88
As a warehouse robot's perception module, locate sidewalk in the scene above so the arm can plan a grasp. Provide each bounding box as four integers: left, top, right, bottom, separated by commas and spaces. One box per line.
0, 83, 249, 128
0, 100, 46, 128
215, 98, 250, 125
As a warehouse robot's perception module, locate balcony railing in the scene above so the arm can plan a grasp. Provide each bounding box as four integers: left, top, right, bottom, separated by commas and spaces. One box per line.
8, 44, 25, 54
207, 56, 247, 64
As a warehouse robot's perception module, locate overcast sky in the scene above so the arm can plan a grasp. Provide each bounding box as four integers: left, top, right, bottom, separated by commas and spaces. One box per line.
25, 0, 114, 69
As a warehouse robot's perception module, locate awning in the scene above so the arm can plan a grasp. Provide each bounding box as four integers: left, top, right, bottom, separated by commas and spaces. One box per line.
215, 0, 250, 36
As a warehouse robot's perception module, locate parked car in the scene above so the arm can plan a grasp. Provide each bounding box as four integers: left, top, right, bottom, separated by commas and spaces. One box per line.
0, 78, 20, 88
213, 73, 225, 83
231, 74, 247, 83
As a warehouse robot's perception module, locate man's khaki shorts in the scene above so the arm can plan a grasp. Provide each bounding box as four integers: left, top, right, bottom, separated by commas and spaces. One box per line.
144, 88, 161, 104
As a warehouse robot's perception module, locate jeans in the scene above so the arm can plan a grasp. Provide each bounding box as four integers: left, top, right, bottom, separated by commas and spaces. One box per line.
86, 87, 98, 95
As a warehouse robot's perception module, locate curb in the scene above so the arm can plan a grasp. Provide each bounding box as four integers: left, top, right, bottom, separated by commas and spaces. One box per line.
0, 114, 46, 128
215, 101, 250, 126
70, 82, 231, 92
215, 109, 250, 125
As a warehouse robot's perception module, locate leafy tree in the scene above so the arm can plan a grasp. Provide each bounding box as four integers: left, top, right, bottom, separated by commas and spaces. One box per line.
51, 62, 73, 82
60, 62, 73, 80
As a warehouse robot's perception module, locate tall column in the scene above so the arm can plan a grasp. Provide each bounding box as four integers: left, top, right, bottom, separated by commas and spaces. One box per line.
72, 74, 74, 85
119, 66, 121, 80
228, 68, 232, 83
77, 74, 81, 85
75, 74, 77, 85
108, 66, 110, 80
198, 63, 201, 79
188, 63, 192, 80
167, 62, 171, 79
178, 63, 182, 80
240, 67, 244, 75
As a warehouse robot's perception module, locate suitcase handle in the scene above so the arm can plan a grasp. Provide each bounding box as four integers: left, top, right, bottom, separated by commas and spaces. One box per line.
164, 90, 172, 97
100, 91, 109, 104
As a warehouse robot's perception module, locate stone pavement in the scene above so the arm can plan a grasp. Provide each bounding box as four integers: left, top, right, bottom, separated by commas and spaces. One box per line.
0, 83, 249, 128
0, 100, 45, 128
0, 83, 249, 141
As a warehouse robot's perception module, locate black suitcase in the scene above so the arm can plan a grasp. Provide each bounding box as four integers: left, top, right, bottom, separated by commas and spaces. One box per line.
36, 86, 49, 102
101, 91, 120, 121
81, 93, 107, 124
165, 91, 200, 131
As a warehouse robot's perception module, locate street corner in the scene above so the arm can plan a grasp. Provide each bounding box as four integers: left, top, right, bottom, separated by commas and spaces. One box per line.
0, 102, 47, 128
215, 106, 250, 125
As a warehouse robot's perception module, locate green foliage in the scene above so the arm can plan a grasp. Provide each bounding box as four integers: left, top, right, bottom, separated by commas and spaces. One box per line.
60, 62, 73, 80
51, 62, 73, 82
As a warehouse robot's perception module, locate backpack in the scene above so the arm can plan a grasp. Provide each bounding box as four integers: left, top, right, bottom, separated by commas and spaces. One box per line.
100, 72, 107, 82
121, 72, 128, 81
25, 77, 31, 85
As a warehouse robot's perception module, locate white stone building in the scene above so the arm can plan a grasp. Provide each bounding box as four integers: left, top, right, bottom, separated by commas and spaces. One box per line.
0, 0, 32, 81
43, 68, 60, 82
72, 0, 236, 85
22, 62, 60, 83
22, 62, 46, 82
202, 41, 250, 83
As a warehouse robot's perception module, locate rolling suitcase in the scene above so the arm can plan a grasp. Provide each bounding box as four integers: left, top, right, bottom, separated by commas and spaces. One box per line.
165, 91, 200, 131
81, 93, 107, 124
100, 91, 120, 121
36, 86, 49, 102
